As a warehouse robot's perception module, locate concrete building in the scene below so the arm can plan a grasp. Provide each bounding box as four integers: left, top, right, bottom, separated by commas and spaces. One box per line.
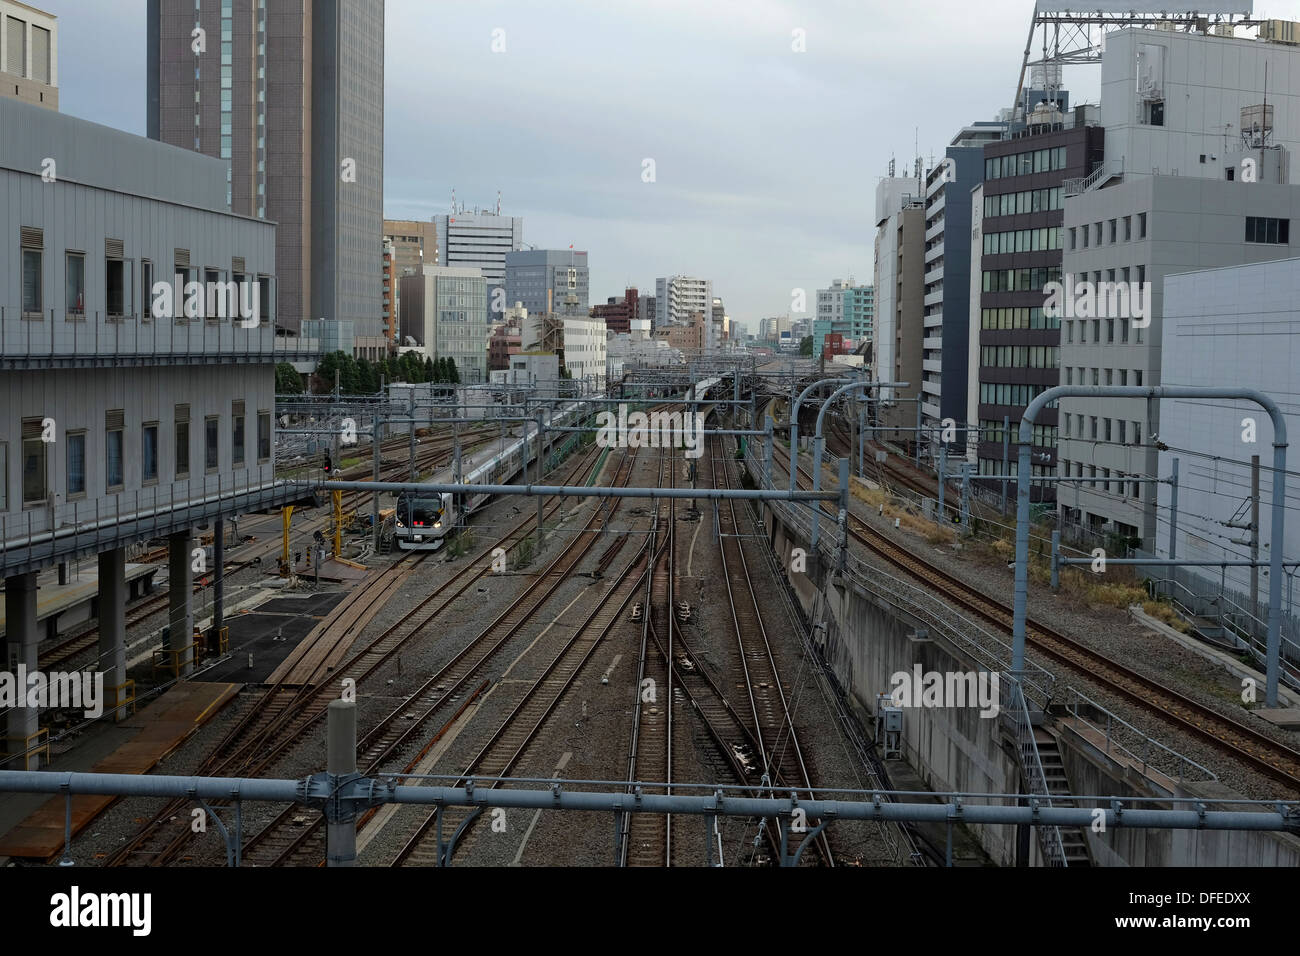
147, 0, 386, 351
590, 287, 638, 335
1153, 257, 1300, 629
842, 285, 874, 352
654, 276, 713, 340
874, 176, 926, 420
383, 219, 437, 347
520, 306, 606, 393
922, 121, 1006, 446
433, 209, 523, 301
1055, 26, 1300, 544
0, 96, 309, 761
488, 321, 521, 372
636, 293, 656, 329
504, 249, 589, 317
1, 0, 56, 110
398, 265, 490, 384
973, 106, 1103, 500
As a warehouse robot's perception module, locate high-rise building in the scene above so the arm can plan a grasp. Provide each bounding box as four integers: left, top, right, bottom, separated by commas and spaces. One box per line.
434, 209, 524, 301
0, 1, 56, 111
922, 120, 1007, 447
505, 249, 589, 316
654, 276, 713, 344
147, 0, 385, 355
972, 103, 1102, 500
842, 285, 874, 352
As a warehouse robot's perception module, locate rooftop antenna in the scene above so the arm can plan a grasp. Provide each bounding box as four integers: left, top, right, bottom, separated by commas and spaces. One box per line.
450, 188, 456, 214
497, 190, 502, 215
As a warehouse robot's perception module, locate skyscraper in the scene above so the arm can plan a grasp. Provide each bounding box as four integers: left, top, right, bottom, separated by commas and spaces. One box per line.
147, 0, 385, 354
434, 209, 524, 293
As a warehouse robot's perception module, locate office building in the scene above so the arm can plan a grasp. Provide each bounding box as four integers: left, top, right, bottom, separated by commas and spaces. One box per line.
972, 103, 1102, 500
434, 208, 523, 304
398, 266, 490, 383
921, 121, 1006, 448
504, 249, 589, 317
0, 0, 56, 110
874, 174, 926, 420
1057, 26, 1300, 542
147, 0, 385, 353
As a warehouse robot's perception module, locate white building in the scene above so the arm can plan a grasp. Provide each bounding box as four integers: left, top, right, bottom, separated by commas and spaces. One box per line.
1057, 26, 1300, 545
1156, 256, 1300, 630
655, 275, 713, 342
0, 0, 57, 111
433, 209, 523, 286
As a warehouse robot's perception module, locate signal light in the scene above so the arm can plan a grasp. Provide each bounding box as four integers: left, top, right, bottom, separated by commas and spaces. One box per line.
323, 452, 333, 474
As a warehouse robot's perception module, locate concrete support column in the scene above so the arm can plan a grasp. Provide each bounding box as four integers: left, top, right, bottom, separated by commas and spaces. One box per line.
3, 572, 40, 763
97, 548, 127, 721
167, 530, 195, 677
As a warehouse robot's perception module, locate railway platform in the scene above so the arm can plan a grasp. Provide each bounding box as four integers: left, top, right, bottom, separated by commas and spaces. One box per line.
0, 679, 240, 863
0, 562, 158, 641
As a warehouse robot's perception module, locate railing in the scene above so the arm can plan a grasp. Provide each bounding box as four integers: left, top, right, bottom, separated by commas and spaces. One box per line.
0, 306, 320, 363
1062, 158, 1122, 197
0, 472, 301, 576
1003, 677, 1068, 867
1061, 687, 1216, 784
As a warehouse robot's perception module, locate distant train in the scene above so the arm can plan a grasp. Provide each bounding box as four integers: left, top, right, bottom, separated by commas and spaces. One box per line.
392, 402, 588, 551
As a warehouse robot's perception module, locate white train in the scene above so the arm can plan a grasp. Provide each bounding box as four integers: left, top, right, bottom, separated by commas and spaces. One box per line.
394, 402, 589, 551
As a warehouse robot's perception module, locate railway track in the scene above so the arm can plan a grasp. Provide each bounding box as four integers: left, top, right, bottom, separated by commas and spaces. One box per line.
37, 427, 503, 675
711, 436, 833, 866
771, 441, 1300, 794
244, 444, 643, 865
388, 448, 653, 867
105, 441, 610, 866
622, 445, 677, 866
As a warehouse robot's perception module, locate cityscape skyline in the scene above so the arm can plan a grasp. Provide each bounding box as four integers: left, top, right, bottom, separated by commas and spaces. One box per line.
25, 0, 1184, 334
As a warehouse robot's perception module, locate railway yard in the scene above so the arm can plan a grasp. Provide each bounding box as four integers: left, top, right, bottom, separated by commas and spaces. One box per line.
2, 376, 1299, 870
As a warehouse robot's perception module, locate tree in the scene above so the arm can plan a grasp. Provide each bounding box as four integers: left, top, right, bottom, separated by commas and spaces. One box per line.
424, 356, 435, 382
275, 362, 303, 394
447, 358, 461, 384
357, 358, 377, 395
799, 335, 813, 357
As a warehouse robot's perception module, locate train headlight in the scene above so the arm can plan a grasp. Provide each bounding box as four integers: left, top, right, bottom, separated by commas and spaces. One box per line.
434, 521, 442, 529
395, 518, 404, 528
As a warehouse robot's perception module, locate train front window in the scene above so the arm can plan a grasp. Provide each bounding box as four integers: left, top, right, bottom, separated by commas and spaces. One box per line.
404, 497, 442, 527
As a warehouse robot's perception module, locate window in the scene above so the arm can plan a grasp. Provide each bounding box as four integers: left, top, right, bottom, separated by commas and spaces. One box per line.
232, 402, 245, 466
141, 259, 154, 320
205, 415, 220, 472
175, 405, 191, 478
1090, 417, 1098, 439
106, 255, 127, 320
143, 423, 159, 483
257, 411, 271, 462
106, 410, 124, 491
1118, 421, 1127, 444
65, 252, 85, 317
67, 432, 86, 498
1138, 213, 1147, 239
21, 228, 43, 317
1123, 216, 1132, 240
21, 419, 47, 506
1245, 216, 1290, 244
1135, 370, 1143, 387
1109, 219, 1117, 243
1069, 227, 1076, 250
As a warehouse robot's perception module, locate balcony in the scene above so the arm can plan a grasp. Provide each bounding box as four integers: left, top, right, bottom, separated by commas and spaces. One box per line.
0, 307, 319, 369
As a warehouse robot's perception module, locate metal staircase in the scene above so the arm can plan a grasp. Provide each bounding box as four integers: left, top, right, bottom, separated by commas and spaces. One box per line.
1034, 728, 1093, 867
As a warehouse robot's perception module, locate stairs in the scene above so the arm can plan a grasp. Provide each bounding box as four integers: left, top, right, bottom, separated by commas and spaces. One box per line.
1034, 729, 1093, 867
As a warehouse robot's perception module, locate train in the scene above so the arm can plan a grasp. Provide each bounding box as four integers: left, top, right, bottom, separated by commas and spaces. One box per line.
393, 402, 589, 551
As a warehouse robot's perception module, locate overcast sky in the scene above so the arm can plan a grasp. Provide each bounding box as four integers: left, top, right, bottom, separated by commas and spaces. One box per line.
45, 0, 1300, 333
